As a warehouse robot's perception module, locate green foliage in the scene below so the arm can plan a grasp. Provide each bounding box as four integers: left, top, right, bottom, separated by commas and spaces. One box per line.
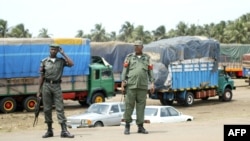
1, 12, 250, 43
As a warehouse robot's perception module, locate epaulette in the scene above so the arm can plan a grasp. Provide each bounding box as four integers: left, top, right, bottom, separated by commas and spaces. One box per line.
41, 57, 49, 62
126, 53, 133, 57
41, 57, 51, 65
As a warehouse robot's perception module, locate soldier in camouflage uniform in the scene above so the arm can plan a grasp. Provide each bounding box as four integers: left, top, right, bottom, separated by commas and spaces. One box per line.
121, 40, 155, 135
37, 44, 74, 138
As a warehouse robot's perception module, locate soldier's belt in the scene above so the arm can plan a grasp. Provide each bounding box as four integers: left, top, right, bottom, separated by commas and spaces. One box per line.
45, 79, 61, 84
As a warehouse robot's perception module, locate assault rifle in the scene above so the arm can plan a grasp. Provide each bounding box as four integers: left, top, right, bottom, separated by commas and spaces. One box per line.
33, 97, 41, 127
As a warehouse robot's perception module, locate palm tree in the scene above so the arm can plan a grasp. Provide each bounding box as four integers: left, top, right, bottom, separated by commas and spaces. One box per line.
109, 31, 117, 41
152, 25, 166, 41
132, 25, 152, 44
90, 23, 108, 42
212, 21, 227, 43
0, 19, 9, 38
9, 23, 31, 38
175, 21, 188, 36
75, 30, 84, 38
119, 21, 134, 42
224, 20, 248, 43
38, 28, 52, 38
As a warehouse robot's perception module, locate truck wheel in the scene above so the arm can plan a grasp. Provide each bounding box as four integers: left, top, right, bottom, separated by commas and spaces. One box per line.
0, 97, 17, 113
91, 93, 105, 104
23, 96, 37, 112
160, 98, 174, 105
184, 92, 194, 106
222, 88, 233, 101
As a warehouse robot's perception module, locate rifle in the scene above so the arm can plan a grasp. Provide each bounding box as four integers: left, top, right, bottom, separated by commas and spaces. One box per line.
120, 80, 127, 102
33, 97, 41, 127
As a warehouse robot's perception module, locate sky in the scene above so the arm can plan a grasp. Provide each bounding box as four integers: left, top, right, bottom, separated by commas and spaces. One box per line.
0, 0, 250, 38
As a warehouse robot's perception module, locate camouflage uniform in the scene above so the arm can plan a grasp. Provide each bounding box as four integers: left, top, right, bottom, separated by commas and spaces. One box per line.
121, 44, 154, 134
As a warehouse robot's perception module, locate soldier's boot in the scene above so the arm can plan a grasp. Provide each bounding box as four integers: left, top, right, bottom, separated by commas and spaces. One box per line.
42, 123, 53, 138
60, 123, 74, 138
137, 124, 148, 134
124, 122, 130, 135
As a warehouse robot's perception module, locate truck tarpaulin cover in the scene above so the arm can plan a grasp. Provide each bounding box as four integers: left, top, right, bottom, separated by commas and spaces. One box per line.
220, 44, 250, 62
91, 42, 134, 73
143, 36, 220, 89
0, 38, 91, 78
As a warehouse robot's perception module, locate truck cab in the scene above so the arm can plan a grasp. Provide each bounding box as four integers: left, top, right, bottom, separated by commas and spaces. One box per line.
87, 56, 115, 104
217, 66, 236, 101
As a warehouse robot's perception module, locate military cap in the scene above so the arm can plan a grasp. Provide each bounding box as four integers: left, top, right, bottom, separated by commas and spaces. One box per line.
49, 44, 60, 48
134, 40, 143, 46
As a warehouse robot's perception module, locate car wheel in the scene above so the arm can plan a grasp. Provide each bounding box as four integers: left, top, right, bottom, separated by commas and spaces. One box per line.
94, 121, 104, 127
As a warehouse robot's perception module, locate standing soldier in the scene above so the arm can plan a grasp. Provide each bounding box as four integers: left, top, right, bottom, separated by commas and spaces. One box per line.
37, 44, 74, 138
121, 40, 155, 135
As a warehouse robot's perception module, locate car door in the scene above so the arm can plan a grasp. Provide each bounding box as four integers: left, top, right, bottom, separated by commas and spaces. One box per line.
160, 107, 182, 123
105, 104, 122, 126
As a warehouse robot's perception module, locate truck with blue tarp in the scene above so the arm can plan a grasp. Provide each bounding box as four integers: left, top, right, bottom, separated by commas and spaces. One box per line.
0, 38, 116, 113
143, 36, 235, 106
81, 37, 235, 106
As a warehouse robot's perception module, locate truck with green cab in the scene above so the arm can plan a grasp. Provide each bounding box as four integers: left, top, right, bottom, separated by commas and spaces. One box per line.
0, 38, 116, 113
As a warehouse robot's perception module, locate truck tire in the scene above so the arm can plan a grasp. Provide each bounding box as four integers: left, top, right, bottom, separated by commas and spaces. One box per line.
91, 93, 105, 104
221, 88, 233, 101
0, 97, 17, 113
184, 92, 194, 106
23, 96, 37, 112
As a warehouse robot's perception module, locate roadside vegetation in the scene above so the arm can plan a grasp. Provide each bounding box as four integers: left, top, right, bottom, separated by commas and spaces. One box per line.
0, 13, 250, 44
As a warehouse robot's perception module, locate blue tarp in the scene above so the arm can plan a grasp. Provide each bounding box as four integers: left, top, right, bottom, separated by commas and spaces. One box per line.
0, 39, 91, 78
91, 42, 134, 73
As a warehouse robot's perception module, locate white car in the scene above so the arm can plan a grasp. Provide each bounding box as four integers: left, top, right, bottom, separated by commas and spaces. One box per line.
67, 102, 125, 128
122, 105, 193, 125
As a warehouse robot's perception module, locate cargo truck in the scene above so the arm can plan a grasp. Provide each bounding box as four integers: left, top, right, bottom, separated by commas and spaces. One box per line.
144, 36, 236, 106
85, 37, 236, 106
242, 53, 250, 85
220, 44, 250, 78
0, 38, 117, 113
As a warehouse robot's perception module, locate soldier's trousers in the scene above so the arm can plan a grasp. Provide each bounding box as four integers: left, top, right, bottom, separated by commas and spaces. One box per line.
42, 83, 67, 124
123, 88, 147, 125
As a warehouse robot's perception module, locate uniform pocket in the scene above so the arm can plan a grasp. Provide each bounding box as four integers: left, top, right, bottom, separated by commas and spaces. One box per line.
129, 61, 137, 71
127, 75, 136, 85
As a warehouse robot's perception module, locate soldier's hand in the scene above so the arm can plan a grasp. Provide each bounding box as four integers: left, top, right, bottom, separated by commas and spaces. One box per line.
59, 47, 64, 54
36, 92, 41, 98
121, 81, 127, 95
150, 83, 155, 94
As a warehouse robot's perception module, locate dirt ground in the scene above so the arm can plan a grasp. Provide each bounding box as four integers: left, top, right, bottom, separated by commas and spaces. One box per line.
0, 79, 250, 141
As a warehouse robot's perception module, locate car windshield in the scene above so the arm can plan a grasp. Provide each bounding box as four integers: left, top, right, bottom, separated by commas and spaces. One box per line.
86, 104, 109, 114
